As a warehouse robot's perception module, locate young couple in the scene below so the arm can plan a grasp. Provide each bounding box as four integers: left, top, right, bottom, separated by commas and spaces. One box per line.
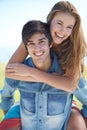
1, 1, 87, 130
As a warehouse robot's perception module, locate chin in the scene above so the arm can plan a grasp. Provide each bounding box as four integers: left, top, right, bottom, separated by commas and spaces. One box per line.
53, 41, 61, 45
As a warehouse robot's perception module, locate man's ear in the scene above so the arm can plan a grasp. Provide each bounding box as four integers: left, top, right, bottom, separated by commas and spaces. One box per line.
50, 42, 53, 48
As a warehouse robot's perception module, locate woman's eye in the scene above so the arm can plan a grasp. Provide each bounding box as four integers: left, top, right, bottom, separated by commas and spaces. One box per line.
67, 26, 73, 30
57, 22, 62, 25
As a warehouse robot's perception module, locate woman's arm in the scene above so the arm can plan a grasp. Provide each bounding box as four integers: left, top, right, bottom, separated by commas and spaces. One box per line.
5, 63, 38, 82
28, 67, 76, 93
6, 63, 76, 93
8, 42, 28, 64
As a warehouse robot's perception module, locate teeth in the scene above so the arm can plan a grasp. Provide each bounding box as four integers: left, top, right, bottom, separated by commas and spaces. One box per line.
56, 33, 63, 38
34, 52, 43, 56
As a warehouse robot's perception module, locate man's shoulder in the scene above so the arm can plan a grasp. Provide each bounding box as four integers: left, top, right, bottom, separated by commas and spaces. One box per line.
5, 78, 19, 87
24, 57, 32, 65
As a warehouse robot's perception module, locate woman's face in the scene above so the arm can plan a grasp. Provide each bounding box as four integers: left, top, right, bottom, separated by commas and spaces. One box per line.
50, 12, 75, 45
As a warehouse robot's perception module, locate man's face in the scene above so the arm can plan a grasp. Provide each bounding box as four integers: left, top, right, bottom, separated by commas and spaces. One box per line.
26, 32, 52, 66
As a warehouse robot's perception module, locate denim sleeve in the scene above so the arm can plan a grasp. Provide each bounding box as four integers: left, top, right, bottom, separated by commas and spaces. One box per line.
1, 78, 18, 111
74, 77, 87, 106
81, 105, 87, 117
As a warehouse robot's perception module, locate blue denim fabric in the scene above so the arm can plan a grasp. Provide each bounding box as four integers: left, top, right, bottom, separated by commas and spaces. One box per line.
1, 51, 73, 130
74, 77, 87, 117
74, 77, 87, 106
81, 105, 87, 117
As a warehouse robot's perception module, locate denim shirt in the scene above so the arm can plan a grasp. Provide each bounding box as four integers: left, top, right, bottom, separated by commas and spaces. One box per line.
1, 51, 73, 130
74, 77, 87, 117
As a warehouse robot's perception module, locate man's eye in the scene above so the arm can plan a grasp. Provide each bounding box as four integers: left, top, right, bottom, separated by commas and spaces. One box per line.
39, 41, 45, 44
27, 43, 34, 46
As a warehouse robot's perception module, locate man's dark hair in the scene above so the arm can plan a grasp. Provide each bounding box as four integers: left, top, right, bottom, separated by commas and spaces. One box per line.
22, 20, 52, 47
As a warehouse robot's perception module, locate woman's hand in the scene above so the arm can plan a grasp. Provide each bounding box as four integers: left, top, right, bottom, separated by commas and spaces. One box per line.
5, 63, 38, 82
6, 63, 32, 76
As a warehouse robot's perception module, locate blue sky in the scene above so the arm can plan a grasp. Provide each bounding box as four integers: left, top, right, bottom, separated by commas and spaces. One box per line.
0, 0, 87, 63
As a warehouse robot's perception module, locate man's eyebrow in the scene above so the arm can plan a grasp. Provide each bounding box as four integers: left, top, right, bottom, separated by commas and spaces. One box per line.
38, 37, 47, 41
27, 36, 47, 43
27, 40, 33, 42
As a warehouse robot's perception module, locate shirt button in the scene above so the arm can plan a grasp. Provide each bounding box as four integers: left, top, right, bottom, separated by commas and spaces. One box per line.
39, 106, 42, 109
39, 119, 42, 122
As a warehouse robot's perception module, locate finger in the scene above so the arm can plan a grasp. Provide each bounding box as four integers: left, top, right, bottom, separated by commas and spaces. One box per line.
6, 67, 17, 72
6, 63, 19, 68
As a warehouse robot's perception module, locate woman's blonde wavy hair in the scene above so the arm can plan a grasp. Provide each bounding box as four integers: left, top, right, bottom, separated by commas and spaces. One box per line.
47, 1, 87, 83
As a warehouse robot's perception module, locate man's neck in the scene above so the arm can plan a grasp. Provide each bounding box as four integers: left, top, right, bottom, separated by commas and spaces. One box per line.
33, 57, 52, 71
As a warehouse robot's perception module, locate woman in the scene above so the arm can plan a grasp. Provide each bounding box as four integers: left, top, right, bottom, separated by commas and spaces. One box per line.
6, 1, 86, 91
4, 1, 87, 130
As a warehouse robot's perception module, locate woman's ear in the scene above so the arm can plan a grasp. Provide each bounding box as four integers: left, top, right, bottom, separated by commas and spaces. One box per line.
50, 42, 53, 48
